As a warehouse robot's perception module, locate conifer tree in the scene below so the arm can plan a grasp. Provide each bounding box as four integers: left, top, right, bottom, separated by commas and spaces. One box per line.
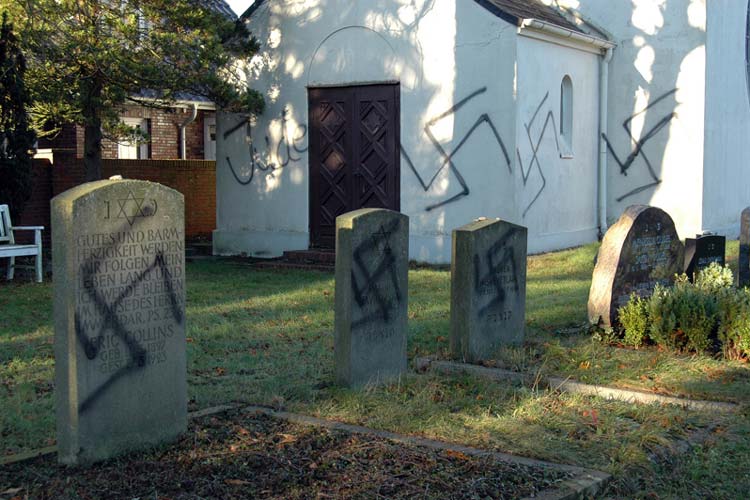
0, 12, 35, 219
12, 0, 263, 180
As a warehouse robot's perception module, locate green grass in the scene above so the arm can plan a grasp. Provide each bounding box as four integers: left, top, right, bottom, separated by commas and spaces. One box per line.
1, 241, 749, 497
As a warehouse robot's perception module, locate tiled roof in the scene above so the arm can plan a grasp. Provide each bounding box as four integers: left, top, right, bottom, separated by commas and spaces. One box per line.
199, 0, 237, 20
475, 0, 583, 32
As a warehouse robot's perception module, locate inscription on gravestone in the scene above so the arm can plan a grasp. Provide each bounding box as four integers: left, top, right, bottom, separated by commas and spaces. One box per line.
334, 209, 408, 388
588, 205, 684, 328
450, 219, 527, 362
740, 208, 750, 287
684, 233, 726, 281
53, 180, 186, 465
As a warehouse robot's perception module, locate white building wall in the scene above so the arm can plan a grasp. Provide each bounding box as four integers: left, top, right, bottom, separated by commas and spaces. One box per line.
560, 0, 707, 239
516, 34, 600, 253
703, 1, 750, 236
215, 0, 603, 263
216, 0, 522, 263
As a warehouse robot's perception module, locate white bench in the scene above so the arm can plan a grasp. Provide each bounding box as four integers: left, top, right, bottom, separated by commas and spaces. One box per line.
0, 204, 44, 282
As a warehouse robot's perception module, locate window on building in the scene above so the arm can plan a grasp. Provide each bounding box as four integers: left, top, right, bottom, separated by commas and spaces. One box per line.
118, 117, 149, 159
204, 115, 217, 160
560, 75, 573, 158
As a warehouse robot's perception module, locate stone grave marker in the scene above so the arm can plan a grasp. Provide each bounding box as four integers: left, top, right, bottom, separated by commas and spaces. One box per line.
588, 205, 684, 328
52, 179, 186, 464
450, 218, 527, 363
740, 207, 750, 287
684, 233, 726, 281
334, 208, 408, 387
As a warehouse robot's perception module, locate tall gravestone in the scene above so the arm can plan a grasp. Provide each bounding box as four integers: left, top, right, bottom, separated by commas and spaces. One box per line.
588, 205, 683, 328
334, 208, 408, 387
53, 180, 186, 464
740, 207, 750, 287
450, 218, 527, 362
684, 233, 726, 281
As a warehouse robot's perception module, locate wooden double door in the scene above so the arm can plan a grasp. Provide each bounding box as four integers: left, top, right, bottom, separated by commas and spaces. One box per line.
308, 84, 401, 249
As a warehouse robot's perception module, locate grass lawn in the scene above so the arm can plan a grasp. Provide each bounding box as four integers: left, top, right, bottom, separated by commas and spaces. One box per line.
2, 241, 749, 498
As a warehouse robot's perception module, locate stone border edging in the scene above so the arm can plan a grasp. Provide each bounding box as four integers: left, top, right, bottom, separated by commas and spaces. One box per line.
415, 357, 739, 413
2, 403, 610, 499
241, 405, 611, 500
0, 404, 242, 466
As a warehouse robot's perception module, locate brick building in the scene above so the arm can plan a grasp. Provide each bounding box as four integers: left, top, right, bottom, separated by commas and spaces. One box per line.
38, 99, 217, 161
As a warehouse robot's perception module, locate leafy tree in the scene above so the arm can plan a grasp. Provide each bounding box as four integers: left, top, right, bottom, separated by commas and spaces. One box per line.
11, 0, 263, 180
0, 11, 35, 219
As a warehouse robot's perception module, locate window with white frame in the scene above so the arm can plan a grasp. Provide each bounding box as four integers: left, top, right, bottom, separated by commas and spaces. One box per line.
118, 117, 149, 159
204, 115, 216, 160
559, 75, 573, 158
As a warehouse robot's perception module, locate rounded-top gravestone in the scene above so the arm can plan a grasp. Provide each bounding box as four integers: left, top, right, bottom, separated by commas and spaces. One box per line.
740, 207, 750, 287
588, 205, 684, 327
52, 179, 186, 465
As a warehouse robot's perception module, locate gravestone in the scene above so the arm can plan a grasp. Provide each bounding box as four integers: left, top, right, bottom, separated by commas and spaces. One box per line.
588, 205, 683, 328
740, 207, 750, 287
334, 208, 408, 387
450, 218, 527, 362
52, 179, 186, 464
684, 233, 726, 281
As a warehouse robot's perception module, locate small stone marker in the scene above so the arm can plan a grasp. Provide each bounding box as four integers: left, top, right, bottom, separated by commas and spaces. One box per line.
588, 205, 684, 328
450, 218, 527, 362
52, 179, 186, 464
740, 207, 750, 287
684, 233, 726, 281
334, 208, 408, 387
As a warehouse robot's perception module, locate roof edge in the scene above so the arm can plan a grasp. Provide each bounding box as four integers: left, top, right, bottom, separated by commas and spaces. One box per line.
519, 18, 616, 51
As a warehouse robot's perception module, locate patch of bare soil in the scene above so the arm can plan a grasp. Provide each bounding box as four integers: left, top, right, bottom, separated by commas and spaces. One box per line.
0, 410, 574, 499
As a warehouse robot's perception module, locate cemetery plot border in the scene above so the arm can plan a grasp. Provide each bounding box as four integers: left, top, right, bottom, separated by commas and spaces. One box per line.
0, 406, 610, 500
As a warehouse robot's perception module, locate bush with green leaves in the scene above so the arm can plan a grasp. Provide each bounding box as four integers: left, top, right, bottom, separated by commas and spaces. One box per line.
613, 263, 749, 359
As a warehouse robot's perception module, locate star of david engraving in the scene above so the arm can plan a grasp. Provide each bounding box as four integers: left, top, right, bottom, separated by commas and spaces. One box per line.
113, 191, 158, 225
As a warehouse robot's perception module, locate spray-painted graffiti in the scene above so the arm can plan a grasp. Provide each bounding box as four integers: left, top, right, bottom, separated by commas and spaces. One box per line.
351, 218, 403, 329
474, 228, 520, 317
516, 92, 561, 218
223, 107, 308, 185
401, 87, 512, 212
602, 89, 677, 202
75, 213, 183, 413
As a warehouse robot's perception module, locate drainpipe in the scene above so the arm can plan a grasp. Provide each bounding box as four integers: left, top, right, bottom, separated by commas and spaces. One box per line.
598, 47, 613, 239
179, 103, 198, 160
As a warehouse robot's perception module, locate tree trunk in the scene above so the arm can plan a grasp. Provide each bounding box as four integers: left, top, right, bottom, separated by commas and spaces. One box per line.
82, 78, 103, 181
83, 121, 103, 181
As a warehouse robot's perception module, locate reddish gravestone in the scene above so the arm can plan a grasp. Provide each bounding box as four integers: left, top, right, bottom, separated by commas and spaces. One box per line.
588, 205, 684, 328
740, 207, 750, 287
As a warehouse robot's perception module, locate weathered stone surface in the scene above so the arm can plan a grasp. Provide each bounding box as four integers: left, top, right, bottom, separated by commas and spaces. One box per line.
334, 209, 408, 387
740, 208, 750, 287
450, 218, 527, 362
588, 205, 684, 328
52, 180, 186, 465
684, 234, 726, 281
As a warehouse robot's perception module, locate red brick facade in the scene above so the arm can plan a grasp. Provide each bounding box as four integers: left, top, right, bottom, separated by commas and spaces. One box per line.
16, 153, 216, 246
38, 105, 215, 160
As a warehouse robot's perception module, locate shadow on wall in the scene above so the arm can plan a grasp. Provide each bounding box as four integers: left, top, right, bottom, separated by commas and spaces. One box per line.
600, 0, 704, 207
223, 0, 440, 198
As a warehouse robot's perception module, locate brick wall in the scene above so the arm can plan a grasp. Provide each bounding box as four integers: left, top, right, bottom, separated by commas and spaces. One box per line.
17, 153, 216, 247
14, 159, 54, 247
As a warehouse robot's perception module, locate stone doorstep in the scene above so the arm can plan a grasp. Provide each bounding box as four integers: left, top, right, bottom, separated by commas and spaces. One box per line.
1, 403, 612, 499
415, 357, 740, 414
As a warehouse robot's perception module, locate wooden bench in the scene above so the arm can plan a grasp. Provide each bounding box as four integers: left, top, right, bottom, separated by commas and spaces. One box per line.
0, 204, 44, 282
